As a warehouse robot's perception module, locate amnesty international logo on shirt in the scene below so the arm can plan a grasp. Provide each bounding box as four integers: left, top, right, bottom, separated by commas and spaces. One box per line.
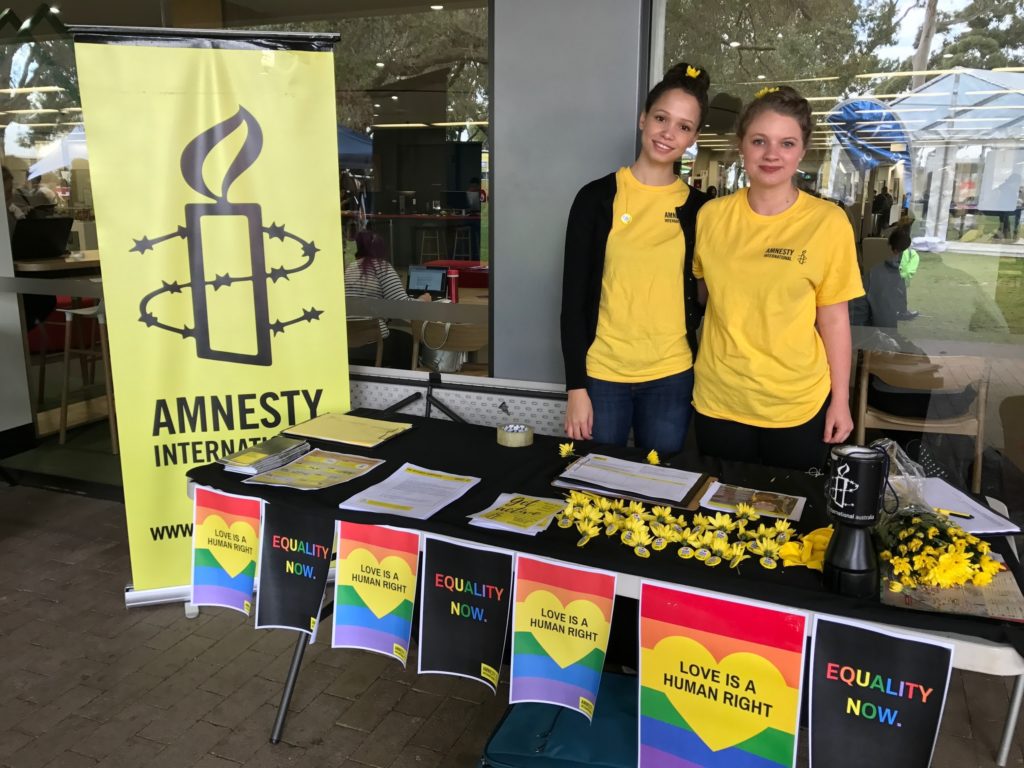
761, 247, 809, 264
75, 35, 349, 593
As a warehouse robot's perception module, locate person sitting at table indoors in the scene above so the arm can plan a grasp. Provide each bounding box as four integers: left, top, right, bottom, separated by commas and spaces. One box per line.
692, 86, 863, 470
344, 229, 429, 368
13, 173, 59, 218
561, 61, 711, 454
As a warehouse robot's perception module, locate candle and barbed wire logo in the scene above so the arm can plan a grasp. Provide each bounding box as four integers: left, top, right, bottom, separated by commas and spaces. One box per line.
828, 463, 860, 510
131, 106, 322, 366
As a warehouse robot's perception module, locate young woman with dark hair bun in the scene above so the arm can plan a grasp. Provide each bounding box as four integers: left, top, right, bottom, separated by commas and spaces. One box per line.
560, 62, 712, 455
692, 86, 864, 470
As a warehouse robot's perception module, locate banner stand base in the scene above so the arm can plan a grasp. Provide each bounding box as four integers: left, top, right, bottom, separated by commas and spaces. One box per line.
124, 584, 192, 610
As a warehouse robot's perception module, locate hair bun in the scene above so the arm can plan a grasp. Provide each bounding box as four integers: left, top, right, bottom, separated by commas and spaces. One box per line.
664, 61, 710, 94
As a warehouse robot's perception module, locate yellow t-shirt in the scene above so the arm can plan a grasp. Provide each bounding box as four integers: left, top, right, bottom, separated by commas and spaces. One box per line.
693, 189, 863, 427
586, 167, 691, 383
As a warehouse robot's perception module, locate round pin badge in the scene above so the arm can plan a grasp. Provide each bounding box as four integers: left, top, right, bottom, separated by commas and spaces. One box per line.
621, 213, 632, 224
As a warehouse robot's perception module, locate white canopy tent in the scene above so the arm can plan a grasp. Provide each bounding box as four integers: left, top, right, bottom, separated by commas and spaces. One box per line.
887, 69, 1024, 246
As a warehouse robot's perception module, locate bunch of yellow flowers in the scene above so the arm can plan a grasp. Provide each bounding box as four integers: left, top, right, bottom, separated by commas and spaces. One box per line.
555, 492, 794, 570
875, 510, 1001, 591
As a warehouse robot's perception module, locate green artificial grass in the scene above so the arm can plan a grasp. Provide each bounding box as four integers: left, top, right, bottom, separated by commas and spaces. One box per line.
902, 250, 1024, 343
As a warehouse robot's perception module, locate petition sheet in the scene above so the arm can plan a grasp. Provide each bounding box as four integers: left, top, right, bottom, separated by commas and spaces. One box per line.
557, 453, 702, 503
339, 462, 481, 520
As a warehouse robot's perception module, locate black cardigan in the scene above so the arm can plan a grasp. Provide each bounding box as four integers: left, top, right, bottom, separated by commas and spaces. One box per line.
559, 171, 709, 390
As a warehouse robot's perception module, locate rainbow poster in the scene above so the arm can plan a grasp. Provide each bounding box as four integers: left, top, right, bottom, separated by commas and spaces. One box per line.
639, 583, 806, 768
190, 487, 262, 614
510, 555, 616, 720
333, 522, 419, 665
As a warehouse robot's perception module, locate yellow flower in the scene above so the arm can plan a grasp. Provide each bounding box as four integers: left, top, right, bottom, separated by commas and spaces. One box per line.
579, 506, 603, 525
651, 505, 674, 523
749, 537, 780, 559
888, 580, 904, 593
891, 557, 912, 577
734, 502, 759, 521
729, 547, 750, 569
706, 512, 736, 533
558, 442, 575, 458
972, 571, 995, 586
907, 538, 923, 553
710, 537, 732, 557
686, 65, 701, 79
980, 556, 1003, 576
646, 450, 661, 466
568, 490, 590, 506
628, 500, 648, 518
754, 85, 780, 99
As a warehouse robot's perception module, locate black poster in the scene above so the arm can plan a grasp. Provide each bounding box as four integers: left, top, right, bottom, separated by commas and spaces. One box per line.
418, 537, 513, 691
810, 618, 952, 768
255, 505, 334, 635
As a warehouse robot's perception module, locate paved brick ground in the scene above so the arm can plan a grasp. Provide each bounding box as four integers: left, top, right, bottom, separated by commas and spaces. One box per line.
1, 482, 1022, 767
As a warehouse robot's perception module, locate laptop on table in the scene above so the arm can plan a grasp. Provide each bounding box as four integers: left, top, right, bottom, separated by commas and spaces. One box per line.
11, 217, 75, 261
406, 265, 448, 299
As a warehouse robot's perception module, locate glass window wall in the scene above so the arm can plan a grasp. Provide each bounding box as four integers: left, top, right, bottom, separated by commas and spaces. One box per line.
660, 0, 1024, 506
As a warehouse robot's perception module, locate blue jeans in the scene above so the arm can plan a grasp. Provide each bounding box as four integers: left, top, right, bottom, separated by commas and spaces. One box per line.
587, 370, 694, 455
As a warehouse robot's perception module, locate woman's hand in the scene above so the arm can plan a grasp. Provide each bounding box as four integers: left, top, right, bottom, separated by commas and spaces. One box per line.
564, 388, 593, 441
417, 293, 432, 302
823, 398, 853, 444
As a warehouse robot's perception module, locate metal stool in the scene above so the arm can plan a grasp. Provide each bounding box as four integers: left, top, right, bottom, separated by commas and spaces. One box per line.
417, 226, 445, 261
452, 226, 472, 259
59, 301, 118, 454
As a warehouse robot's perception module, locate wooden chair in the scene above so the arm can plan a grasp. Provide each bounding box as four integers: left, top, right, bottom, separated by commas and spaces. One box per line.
854, 350, 989, 492
860, 236, 890, 276
346, 318, 384, 367
410, 320, 489, 374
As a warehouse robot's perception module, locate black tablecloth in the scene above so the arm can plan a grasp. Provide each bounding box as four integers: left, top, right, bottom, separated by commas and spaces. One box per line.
187, 411, 1024, 656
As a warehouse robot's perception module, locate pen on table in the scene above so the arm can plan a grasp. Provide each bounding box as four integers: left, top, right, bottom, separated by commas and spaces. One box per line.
934, 507, 974, 520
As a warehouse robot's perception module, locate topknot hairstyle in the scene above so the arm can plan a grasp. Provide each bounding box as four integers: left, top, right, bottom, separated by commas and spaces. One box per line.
644, 61, 711, 126
736, 85, 813, 147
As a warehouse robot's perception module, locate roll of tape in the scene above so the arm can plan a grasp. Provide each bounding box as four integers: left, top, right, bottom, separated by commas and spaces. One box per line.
497, 423, 534, 447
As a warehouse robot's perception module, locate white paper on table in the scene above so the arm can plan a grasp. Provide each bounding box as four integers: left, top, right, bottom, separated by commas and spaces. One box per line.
698, 481, 805, 522
920, 477, 1020, 535
468, 493, 565, 535
339, 462, 480, 520
555, 453, 703, 504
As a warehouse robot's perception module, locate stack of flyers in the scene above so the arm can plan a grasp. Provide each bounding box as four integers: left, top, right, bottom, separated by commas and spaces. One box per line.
218, 435, 310, 475
468, 493, 566, 535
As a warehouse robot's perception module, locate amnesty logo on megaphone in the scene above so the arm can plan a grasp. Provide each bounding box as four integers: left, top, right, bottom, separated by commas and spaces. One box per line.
131, 106, 323, 366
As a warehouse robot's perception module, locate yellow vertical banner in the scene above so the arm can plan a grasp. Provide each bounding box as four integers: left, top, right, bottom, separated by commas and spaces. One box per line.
74, 34, 348, 594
